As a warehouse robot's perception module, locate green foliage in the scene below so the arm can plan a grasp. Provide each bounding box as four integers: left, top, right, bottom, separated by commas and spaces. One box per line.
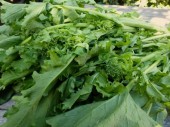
0, 0, 170, 127
47, 91, 161, 127
3, 0, 170, 7
96, 0, 170, 7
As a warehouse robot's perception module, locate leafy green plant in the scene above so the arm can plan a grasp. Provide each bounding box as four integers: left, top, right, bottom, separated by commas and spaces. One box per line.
0, 0, 170, 127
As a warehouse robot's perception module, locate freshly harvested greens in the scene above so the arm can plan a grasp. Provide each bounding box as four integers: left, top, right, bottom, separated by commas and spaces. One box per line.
0, 0, 170, 127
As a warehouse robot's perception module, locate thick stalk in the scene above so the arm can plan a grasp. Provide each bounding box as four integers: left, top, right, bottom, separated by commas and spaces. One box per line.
54, 5, 122, 26
120, 17, 168, 32
126, 78, 138, 92
143, 60, 160, 74
140, 51, 161, 62
142, 33, 170, 42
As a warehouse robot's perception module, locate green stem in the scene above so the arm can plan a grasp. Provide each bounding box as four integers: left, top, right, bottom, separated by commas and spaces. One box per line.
142, 43, 166, 48
122, 25, 136, 32
140, 51, 160, 62
126, 78, 137, 92
21, 36, 32, 45
142, 33, 170, 42
141, 49, 168, 63
119, 17, 168, 32
143, 60, 160, 74
54, 5, 122, 26
146, 103, 152, 115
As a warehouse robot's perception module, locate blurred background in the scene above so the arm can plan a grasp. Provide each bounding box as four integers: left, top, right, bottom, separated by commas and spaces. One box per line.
4, 0, 170, 8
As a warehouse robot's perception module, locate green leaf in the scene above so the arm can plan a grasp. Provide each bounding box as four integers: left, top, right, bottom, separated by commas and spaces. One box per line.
62, 6, 79, 21
33, 91, 55, 127
47, 91, 161, 127
131, 91, 148, 107
62, 83, 92, 110
60, 74, 99, 110
25, 20, 45, 30
0, 25, 13, 35
74, 53, 91, 65
0, 36, 22, 49
1, 1, 27, 23
150, 103, 167, 125
0, 70, 32, 89
11, 59, 33, 72
146, 82, 167, 101
21, 2, 46, 27
50, 8, 62, 25
94, 72, 112, 97
1, 55, 75, 127
160, 74, 170, 86
47, 0, 78, 6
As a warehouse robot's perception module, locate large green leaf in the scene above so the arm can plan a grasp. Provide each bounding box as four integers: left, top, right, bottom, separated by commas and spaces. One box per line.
1, 1, 27, 23
47, 91, 161, 127
33, 91, 56, 127
1, 55, 75, 127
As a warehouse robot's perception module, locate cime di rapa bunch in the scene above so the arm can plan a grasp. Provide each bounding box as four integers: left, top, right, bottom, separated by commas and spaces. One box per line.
0, 0, 170, 127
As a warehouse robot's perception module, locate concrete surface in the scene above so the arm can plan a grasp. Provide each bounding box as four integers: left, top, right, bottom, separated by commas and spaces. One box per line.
164, 116, 170, 127
0, 100, 14, 125
104, 5, 170, 27
0, 110, 6, 125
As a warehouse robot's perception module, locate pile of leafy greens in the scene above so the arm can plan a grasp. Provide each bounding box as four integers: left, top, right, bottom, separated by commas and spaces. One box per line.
0, 0, 170, 127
